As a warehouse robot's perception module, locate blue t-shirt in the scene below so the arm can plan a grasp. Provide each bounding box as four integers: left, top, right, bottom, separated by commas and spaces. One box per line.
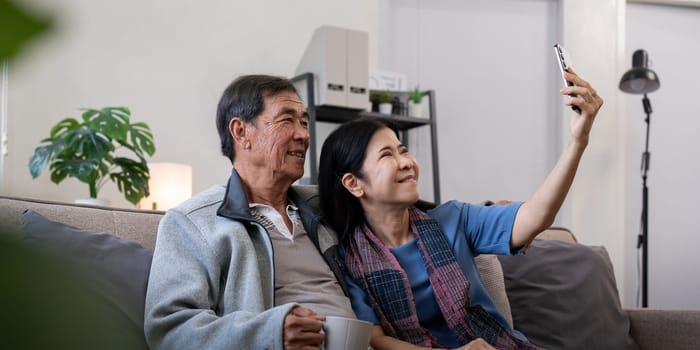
344, 200, 527, 347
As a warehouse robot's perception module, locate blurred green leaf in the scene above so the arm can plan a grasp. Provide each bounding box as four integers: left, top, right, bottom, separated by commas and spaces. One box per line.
28, 144, 56, 178
0, 0, 52, 61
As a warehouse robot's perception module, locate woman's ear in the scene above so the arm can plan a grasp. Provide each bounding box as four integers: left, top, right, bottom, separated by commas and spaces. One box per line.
341, 173, 364, 198
229, 118, 250, 150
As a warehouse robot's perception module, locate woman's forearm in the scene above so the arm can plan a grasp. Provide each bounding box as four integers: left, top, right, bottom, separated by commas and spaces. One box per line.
510, 139, 586, 248
510, 69, 603, 249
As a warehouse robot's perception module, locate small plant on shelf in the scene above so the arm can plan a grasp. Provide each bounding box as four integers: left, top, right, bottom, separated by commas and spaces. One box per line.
370, 90, 395, 114
408, 86, 424, 117
373, 90, 394, 114
378, 90, 394, 104
409, 86, 423, 104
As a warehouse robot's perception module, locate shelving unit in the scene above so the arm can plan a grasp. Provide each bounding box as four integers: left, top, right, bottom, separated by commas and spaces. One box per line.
291, 72, 441, 203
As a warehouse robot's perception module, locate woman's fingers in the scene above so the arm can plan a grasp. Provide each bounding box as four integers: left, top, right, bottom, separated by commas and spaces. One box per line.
561, 70, 604, 113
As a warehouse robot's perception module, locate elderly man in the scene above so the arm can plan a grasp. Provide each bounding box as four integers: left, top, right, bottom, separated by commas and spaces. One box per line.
144, 75, 355, 349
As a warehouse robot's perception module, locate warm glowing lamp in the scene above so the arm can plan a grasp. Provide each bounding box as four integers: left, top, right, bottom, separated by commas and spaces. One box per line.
140, 162, 192, 210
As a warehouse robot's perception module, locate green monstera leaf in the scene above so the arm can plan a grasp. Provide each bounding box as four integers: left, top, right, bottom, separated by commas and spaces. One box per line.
28, 107, 156, 205
83, 107, 131, 142
110, 157, 150, 205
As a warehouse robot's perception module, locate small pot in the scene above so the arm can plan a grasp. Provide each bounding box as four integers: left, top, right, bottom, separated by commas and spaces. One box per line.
408, 101, 423, 118
378, 103, 393, 114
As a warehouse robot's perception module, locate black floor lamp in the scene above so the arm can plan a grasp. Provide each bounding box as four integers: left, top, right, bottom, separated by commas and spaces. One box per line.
619, 49, 660, 308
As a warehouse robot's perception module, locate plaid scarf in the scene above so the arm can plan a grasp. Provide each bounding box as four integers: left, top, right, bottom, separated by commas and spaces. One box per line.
344, 207, 540, 349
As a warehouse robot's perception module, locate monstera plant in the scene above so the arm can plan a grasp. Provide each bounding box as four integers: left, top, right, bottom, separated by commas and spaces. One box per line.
29, 107, 156, 205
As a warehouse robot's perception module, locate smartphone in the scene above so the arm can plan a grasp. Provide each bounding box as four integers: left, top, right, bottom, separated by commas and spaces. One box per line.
553, 44, 581, 114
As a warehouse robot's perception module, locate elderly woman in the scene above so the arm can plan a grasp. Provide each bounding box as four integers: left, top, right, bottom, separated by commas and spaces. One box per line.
317, 70, 603, 350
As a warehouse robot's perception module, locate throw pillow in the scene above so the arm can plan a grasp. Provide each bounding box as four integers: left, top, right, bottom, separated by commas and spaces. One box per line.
497, 239, 638, 350
20, 210, 152, 349
1, 232, 145, 349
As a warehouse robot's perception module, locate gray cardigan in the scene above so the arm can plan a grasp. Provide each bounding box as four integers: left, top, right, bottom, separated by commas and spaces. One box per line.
144, 170, 346, 349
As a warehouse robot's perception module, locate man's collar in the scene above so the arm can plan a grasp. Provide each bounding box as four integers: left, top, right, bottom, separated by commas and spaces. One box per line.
250, 201, 299, 211
216, 168, 255, 222
216, 168, 317, 223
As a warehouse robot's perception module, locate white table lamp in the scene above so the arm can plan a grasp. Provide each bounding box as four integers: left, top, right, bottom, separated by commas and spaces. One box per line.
140, 162, 192, 210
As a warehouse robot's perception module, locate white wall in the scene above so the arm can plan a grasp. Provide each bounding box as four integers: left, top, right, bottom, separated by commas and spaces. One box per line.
2, 0, 380, 207
382, 0, 700, 309
625, 3, 700, 308
387, 0, 559, 205
385, 0, 632, 305
560, 0, 630, 304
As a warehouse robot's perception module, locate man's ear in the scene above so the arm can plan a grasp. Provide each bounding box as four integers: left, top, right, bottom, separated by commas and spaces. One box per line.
341, 173, 364, 198
229, 117, 250, 150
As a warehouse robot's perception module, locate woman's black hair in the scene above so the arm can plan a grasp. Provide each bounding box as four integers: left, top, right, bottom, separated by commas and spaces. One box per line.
318, 118, 400, 243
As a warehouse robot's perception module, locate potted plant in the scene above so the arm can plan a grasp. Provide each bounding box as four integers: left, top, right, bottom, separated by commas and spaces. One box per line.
408, 86, 423, 118
377, 90, 394, 114
29, 107, 156, 206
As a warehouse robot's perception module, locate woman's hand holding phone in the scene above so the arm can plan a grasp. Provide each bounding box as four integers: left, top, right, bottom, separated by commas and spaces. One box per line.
554, 44, 581, 114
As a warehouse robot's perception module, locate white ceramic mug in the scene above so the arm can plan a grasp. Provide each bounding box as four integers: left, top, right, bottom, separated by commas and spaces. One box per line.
322, 316, 373, 350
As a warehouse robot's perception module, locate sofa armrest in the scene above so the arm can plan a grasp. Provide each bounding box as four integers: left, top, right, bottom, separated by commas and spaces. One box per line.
474, 254, 513, 328
627, 308, 700, 350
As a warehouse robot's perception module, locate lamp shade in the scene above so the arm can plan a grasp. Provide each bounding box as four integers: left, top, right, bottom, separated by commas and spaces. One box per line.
140, 162, 192, 210
619, 49, 660, 94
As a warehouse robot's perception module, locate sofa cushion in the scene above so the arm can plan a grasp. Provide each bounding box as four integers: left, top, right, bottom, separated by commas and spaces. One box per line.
474, 254, 513, 328
0, 233, 147, 349
20, 210, 152, 348
497, 239, 638, 350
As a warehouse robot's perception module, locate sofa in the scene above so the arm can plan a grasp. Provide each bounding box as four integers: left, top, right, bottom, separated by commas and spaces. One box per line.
1, 192, 699, 350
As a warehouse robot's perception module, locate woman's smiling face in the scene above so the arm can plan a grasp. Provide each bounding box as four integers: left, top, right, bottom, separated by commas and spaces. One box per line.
355, 127, 420, 208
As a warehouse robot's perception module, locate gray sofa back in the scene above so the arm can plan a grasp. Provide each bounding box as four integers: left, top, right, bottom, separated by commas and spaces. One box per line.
0, 196, 163, 251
